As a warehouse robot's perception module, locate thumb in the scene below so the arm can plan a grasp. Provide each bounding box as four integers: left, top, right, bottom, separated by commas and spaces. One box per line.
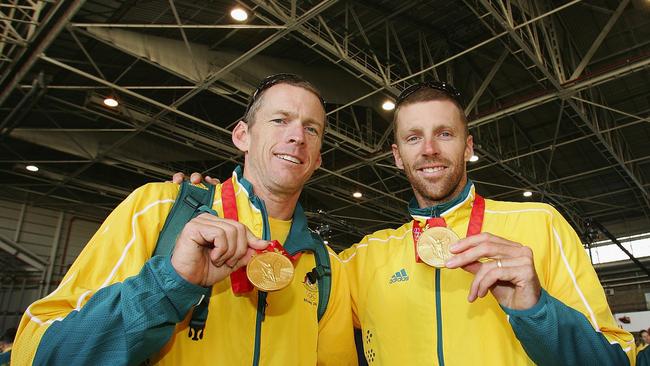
246, 229, 270, 251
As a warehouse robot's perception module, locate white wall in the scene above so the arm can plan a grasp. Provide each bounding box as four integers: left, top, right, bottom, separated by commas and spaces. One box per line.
614, 310, 650, 332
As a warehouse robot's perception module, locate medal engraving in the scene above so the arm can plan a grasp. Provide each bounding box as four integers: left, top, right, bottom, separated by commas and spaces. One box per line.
246, 252, 294, 291
417, 227, 460, 267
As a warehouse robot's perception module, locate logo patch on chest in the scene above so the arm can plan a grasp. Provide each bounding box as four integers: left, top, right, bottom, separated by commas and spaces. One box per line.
389, 268, 409, 284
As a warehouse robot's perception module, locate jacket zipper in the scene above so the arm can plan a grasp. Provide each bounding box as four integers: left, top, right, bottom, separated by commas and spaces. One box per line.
252, 195, 270, 366
435, 268, 444, 366
252, 291, 268, 366
433, 207, 444, 366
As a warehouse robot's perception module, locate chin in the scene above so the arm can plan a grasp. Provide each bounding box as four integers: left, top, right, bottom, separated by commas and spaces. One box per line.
418, 183, 457, 202
272, 177, 304, 190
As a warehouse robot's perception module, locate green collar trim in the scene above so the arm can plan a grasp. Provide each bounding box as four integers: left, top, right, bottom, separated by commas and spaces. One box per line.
233, 166, 323, 255
408, 180, 474, 218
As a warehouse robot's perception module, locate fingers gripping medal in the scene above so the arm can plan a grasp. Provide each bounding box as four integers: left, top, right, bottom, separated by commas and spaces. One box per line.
246, 240, 295, 291
417, 227, 460, 267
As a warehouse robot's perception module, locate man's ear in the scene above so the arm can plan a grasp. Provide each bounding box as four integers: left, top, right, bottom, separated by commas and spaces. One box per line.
464, 134, 474, 162
392, 143, 404, 170
232, 120, 250, 152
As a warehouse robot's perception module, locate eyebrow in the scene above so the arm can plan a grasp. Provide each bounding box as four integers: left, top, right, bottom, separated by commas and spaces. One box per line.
402, 127, 422, 134
401, 123, 458, 136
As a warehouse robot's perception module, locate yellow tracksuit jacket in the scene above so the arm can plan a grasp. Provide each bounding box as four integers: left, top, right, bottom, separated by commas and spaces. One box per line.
340, 183, 634, 365
14, 168, 357, 365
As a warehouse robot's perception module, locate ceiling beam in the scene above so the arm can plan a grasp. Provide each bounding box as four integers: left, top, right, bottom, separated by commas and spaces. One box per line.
476, 0, 650, 212
0, 0, 85, 106
570, 0, 629, 80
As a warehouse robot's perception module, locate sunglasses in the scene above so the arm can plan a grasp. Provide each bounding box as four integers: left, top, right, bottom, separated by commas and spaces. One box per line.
244, 73, 326, 118
395, 81, 463, 108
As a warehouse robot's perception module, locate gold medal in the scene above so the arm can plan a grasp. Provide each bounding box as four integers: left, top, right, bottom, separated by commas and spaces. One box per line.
246, 251, 294, 291
417, 227, 460, 267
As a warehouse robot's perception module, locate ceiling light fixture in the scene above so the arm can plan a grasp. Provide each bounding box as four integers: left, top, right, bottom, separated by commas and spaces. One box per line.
26, 165, 39, 172
469, 154, 479, 162
352, 191, 363, 198
523, 191, 533, 197
230, 7, 248, 21
382, 100, 395, 111
103, 97, 118, 107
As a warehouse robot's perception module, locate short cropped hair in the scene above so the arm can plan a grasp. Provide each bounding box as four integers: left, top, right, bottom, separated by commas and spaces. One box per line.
392, 87, 468, 142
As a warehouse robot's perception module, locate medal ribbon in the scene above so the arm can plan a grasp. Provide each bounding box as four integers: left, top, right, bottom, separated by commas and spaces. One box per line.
412, 194, 485, 262
222, 178, 299, 294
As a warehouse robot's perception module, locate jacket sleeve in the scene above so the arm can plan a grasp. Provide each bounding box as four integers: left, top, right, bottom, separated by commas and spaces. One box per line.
35, 256, 209, 365
12, 183, 207, 365
316, 249, 358, 366
638, 347, 650, 366
504, 205, 635, 365
503, 289, 630, 365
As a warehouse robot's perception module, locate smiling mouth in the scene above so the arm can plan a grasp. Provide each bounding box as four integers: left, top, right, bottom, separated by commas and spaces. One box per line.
419, 166, 446, 173
275, 154, 303, 164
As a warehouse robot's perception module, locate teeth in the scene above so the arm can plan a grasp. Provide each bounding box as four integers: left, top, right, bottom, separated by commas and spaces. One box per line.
277, 154, 301, 164
422, 167, 444, 173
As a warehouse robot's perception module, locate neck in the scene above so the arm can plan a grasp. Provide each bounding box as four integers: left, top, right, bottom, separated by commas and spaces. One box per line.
408, 178, 473, 218
242, 172, 299, 220
257, 189, 298, 220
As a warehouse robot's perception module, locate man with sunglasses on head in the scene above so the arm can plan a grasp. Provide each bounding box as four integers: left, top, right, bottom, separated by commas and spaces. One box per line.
13, 74, 357, 365
338, 81, 634, 365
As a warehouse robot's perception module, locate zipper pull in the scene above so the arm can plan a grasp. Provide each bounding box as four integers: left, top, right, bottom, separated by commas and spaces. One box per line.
258, 291, 269, 322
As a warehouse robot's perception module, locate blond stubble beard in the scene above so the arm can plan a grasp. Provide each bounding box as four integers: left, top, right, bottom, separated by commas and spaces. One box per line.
403, 160, 467, 207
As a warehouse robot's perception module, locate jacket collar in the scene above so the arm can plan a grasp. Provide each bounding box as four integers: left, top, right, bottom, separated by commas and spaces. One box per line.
408, 180, 474, 219
232, 166, 323, 255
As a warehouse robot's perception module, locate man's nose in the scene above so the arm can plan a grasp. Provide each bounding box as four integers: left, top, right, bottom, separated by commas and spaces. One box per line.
422, 138, 440, 156
286, 122, 305, 145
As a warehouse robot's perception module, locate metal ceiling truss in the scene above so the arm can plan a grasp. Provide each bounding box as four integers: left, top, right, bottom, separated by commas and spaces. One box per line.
0, 1, 44, 64
0, 0, 85, 105
471, 0, 650, 221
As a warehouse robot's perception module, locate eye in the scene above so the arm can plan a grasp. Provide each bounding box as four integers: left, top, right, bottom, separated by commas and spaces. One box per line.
270, 118, 285, 124
305, 126, 320, 136
405, 135, 421, 143
439, 131, 453, 138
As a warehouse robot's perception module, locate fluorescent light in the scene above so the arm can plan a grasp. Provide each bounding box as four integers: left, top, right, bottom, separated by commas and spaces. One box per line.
382, 100, 395, 111
523, 191, 533, 197
469, 154, 479, 162
103, 97, 118, 107
26, 165, 39, 172
230, 7, 248, 21
352, 191, 363, 198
